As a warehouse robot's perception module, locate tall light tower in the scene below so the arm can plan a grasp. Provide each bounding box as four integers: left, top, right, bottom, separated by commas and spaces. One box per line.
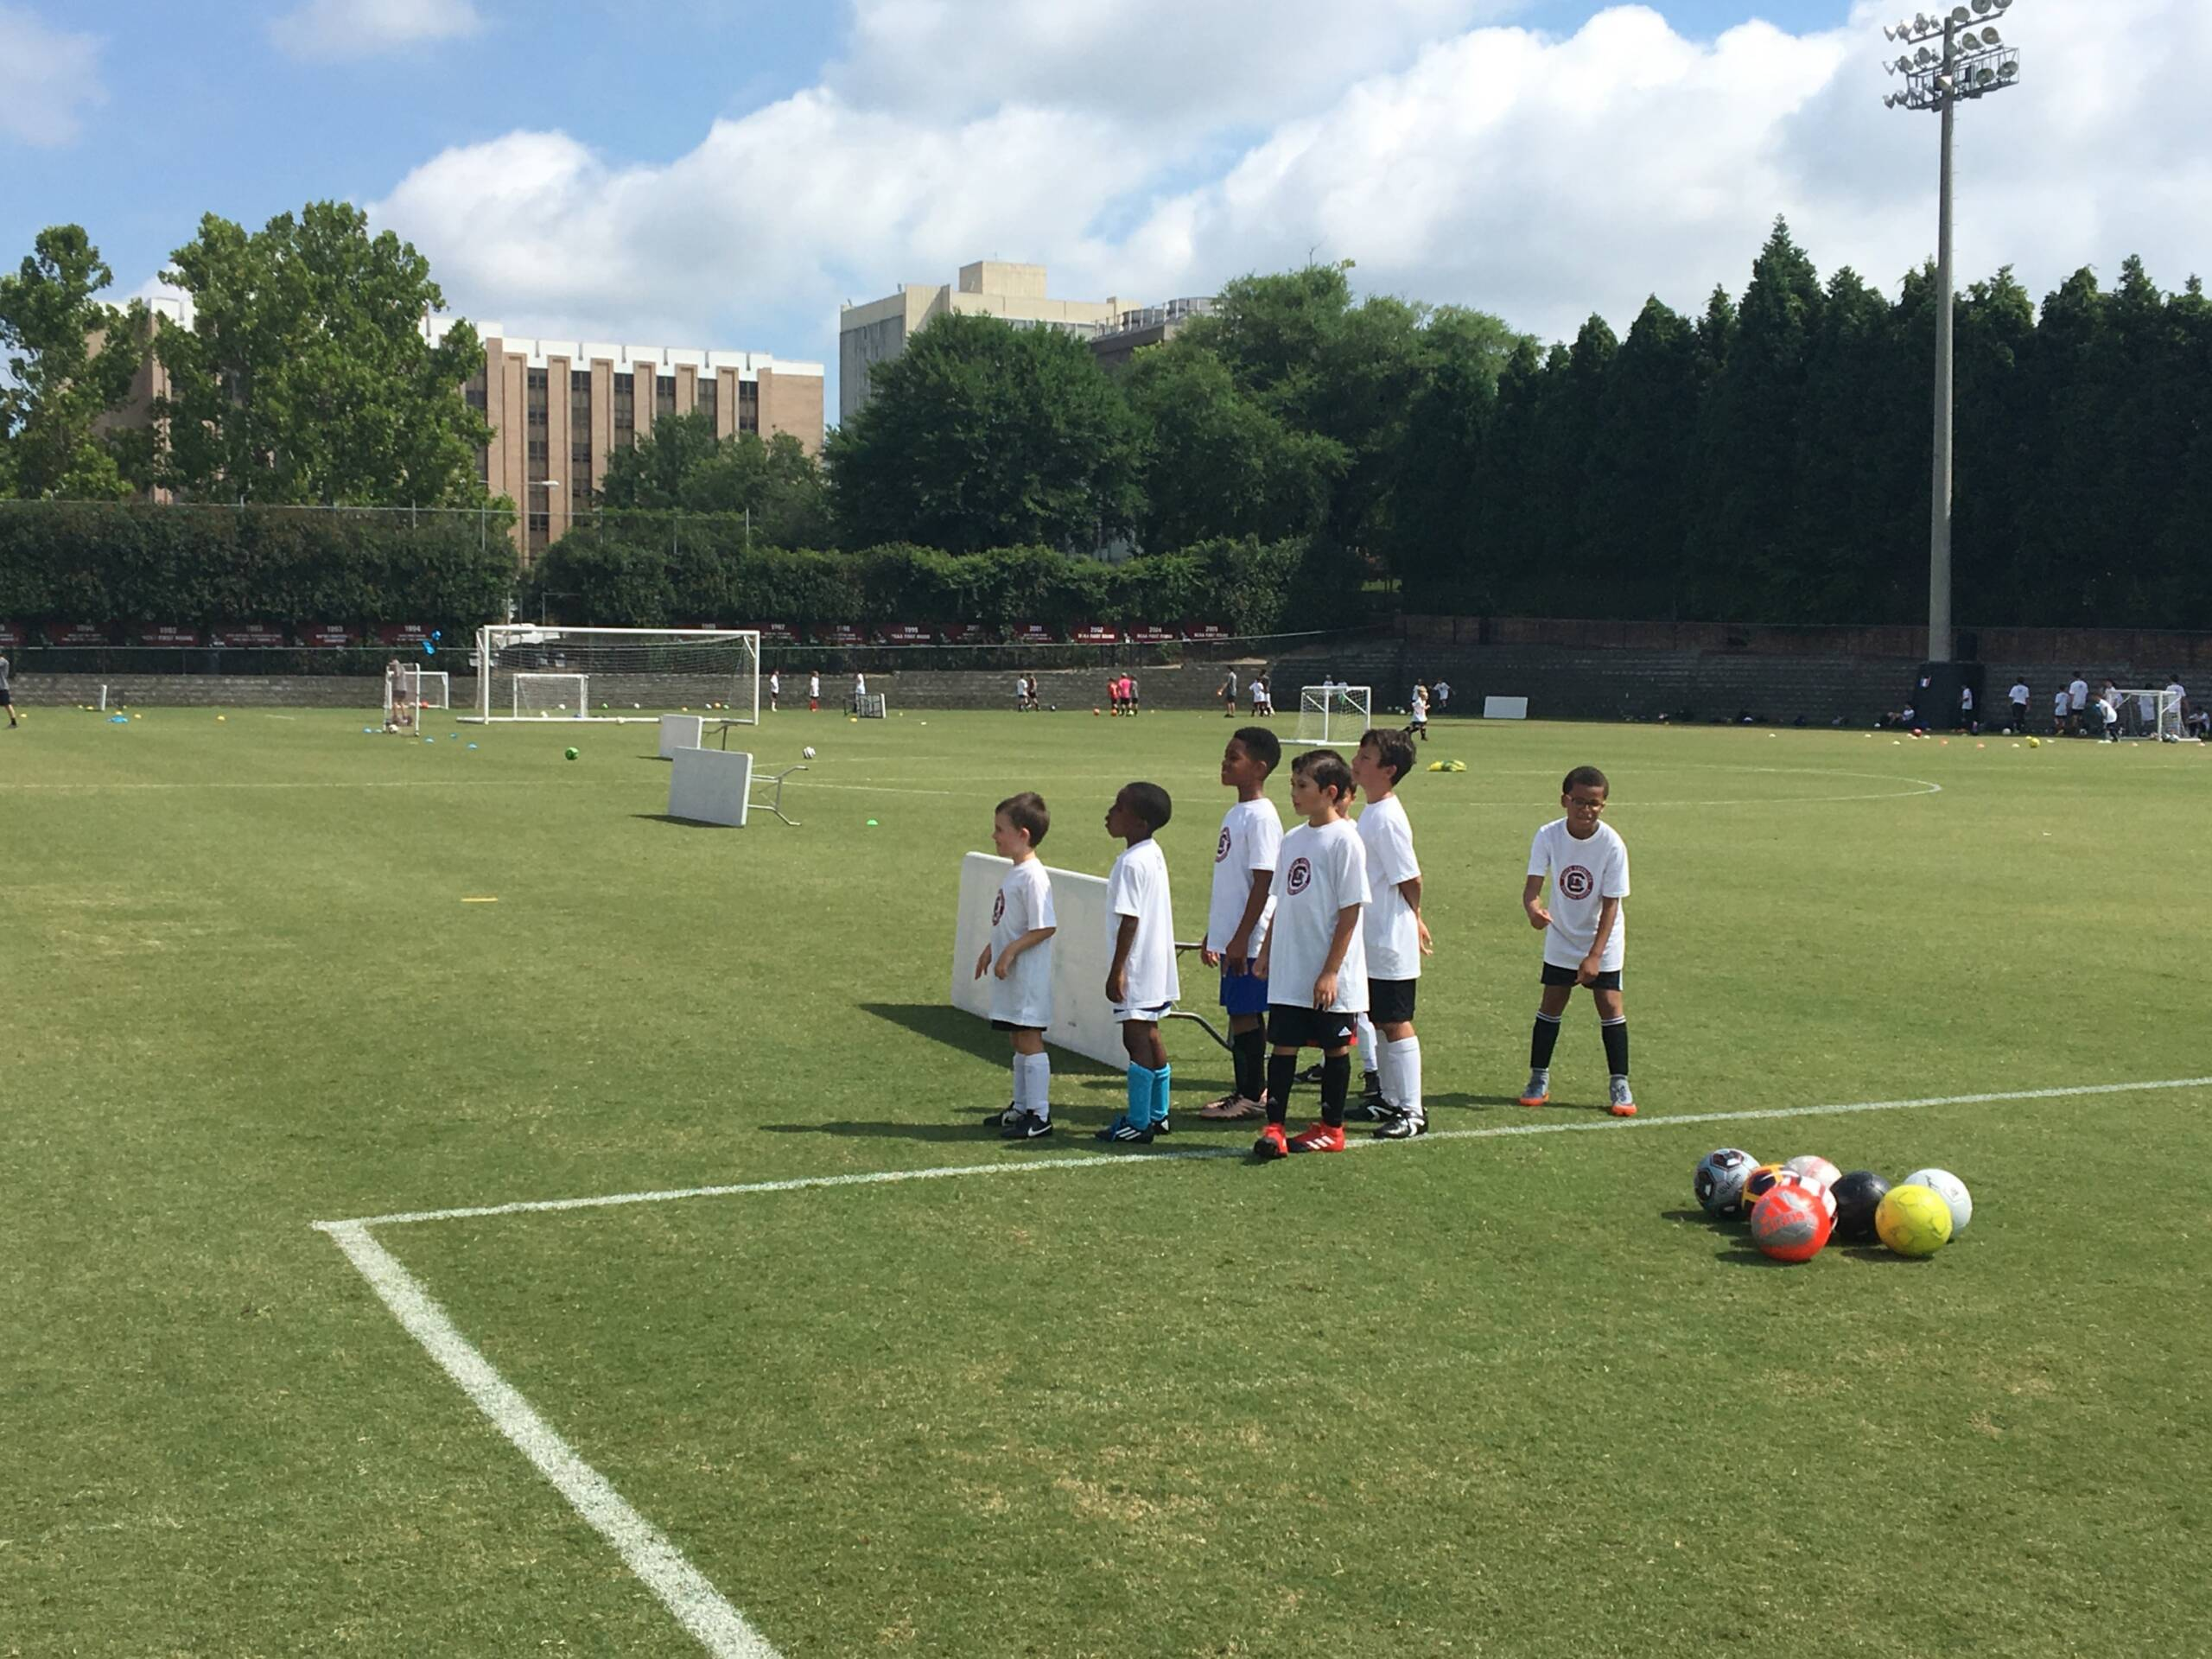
1882, 1, 2023, 665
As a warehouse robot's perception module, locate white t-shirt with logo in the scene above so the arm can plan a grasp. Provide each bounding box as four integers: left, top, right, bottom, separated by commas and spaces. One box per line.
1106, 838, 1179, 1015
1961, 686, 1974, 710
2009, 683, 2029, 705
1527, 819, 1630, 973
769, 671, 780, 695
1357, 793, 1423, 981
2069, 679, 2088, 711
2052, 690, 2069, 718
855, 673, 867, 696
1268, 818, 1370, 1013
1206, 798, 1282, 957
989, 858, 1056, 1028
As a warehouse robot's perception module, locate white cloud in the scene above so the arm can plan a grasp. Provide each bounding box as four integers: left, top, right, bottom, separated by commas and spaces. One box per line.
365, 0, 2212, 397
0, 5, 105, 147
270, 0, 485, 61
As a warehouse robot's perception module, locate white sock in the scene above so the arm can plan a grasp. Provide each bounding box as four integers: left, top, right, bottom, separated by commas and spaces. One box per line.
1016, 1052, 1051, 1119
1355, 1013, 1378, 1071
1388, 1035, 1422, 1117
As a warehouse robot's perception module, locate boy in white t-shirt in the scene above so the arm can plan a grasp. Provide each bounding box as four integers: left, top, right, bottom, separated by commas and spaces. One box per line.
767, 669, 781, 713
1198, 727, 1282, 1122
808, 671, 821, 712
2050, 687, 2069, 736
1100, 782, 1179, 1143
1352, 728, 1433, 1139
1253, 749, 1370, 1158
1518, 765, 1635, 1117
974, 792, 1058, 1140
2007, 679, 2030, 733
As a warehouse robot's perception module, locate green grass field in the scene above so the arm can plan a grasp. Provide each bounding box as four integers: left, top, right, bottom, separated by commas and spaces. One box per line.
5, 699, 2209, 1656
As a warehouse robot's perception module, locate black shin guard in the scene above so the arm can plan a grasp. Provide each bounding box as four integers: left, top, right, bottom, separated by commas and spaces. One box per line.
1320, 1054, 1351, 1127
1601, 1018, 1629, 1077
1266, 1053, 1297, 1125
1234, 1026, 1267, 1102
1530, 1012, 1562, 1070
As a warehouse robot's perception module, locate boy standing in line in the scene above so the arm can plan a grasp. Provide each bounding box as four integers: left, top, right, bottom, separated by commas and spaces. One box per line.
1253, 749, 1370, 1158
1100, 782, 1179, 1143
975, 792, 1058, 1140
768, 669, 780, 713
809, 670, 821, 712
1352, 729, 1433, 1138
1198, 727, 1282, 1122
1518, 766, 1635, 1117
2008, 677, 2030, 734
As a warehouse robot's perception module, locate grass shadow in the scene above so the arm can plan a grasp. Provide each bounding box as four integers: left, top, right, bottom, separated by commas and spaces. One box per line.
858, 1002, 1118, 1076
1428, 1091, 1614, 1115
630, 813, 734, 830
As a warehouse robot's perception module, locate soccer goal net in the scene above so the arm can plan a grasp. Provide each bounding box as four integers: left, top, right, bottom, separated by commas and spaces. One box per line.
2114, 687, 2188, 741
385, 667, 448, 723
1295, 683, 1373, 747
470, 626, 760, 724
856, 692, 887, 719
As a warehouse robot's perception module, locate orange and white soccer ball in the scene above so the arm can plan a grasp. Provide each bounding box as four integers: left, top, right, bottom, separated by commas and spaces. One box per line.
1751, 1185, 1834, 1263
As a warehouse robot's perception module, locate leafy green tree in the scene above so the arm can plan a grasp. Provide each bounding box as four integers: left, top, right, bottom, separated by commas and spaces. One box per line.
1582, 297, 1700, 615
1949, 265, 2037, 623
824, 311, 1142, 553
598, 412, 831, 547
1389, 313, 1519, 606
0, 225, 144, 499
1463, 338, 1545, 612
149, 200, 491, 506
1122, 341, 1344, 550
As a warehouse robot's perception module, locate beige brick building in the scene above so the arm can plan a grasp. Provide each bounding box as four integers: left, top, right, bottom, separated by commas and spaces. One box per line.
434, 320, 823, 558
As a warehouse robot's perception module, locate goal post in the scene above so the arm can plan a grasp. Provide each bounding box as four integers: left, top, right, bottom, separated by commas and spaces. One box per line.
469, 626, 760, 724
1294, 683, 1373, 747
2113, 687, 2186, 741
385, 667, 448, 725
856, 692, 887, 719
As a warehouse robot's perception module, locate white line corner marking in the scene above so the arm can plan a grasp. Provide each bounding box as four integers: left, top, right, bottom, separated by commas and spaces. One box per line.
315, 1073, 2209, 1656
315, 1220, 780, 1659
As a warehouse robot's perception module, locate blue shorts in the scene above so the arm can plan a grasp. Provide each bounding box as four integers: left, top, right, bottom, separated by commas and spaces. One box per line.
1218, 967, 1270, 1016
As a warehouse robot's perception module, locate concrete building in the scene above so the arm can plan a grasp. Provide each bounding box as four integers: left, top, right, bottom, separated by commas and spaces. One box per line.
839, 261, 1139, 423
1086, 297, 1219, 375
432, 320, 823, 558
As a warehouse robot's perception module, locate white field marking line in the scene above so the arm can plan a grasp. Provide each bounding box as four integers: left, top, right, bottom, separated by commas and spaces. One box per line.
315, 1220, 781, 1659
323, 1074, 2211, 1231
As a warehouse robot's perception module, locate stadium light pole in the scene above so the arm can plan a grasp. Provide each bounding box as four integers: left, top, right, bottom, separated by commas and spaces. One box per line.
1881, 1, 2023, 664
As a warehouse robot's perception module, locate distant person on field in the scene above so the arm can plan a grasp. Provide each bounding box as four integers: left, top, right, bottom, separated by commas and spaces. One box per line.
383, 658, 412, 731
1251, 673, 1273, 718
809, 671, 821, 712
2051, 687, 2069, 736
1014, 673, 1028, 712
853, 671, 868, 713
768, 669, 780, 713
975, 791, 1058, 1141
1220, 668, 1239, 717
2167, 676, 2190, 740
2067, 672, 2088, 735
1959, 683, 1976, 733
1100, 781, 1179, 1143
0, 649, 16, 728
1408, 683, 1430, 742
1198, 725, 1282, 1123
1127, 674, 1141, 715
2008, 678, 2030, 733
1519, 766, 1635, 1118
2096, 692, 2120, 742
1432, 677, 1451, 717
1352, 728, 1433, 1138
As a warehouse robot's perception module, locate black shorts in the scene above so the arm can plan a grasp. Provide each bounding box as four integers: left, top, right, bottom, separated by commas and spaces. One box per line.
989, 1020, 1044, 1033
1541, 962, 1622, 992
0, 687, 11, 705
1268, 1003, 1357, 1051
1369, 977, 1418, 1024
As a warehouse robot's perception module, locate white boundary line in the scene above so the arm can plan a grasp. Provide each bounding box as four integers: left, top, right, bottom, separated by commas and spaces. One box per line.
315, 1071, 2212, 1658
315, 1221, 780, 1658
327, 1074, 2210, 1230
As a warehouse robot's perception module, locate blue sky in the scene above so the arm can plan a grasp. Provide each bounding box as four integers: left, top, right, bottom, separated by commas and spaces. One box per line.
5, 0, 2206, 416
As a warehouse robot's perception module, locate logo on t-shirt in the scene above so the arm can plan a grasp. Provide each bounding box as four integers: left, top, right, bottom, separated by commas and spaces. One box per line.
1559, 864, 1594, 901
1216, 827, 1233, 863
991, 891, 1006, 925
1286, 855, 1313, 896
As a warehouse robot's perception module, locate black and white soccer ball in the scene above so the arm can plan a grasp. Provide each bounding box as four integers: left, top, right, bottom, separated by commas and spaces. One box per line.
1694, 1147, 1757, 1217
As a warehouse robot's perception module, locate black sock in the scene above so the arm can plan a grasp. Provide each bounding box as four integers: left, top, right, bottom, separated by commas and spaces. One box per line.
1530, 1011, 1562, 1070
1320, 1054, 1351, 1127
1233, 1026, 1266, 1102
1601, 1017, 1629, 1077
1266, 1053, 1297, 1125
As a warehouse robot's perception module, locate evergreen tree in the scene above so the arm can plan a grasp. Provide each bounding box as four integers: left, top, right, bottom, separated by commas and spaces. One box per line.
1583, 297, 1699, 617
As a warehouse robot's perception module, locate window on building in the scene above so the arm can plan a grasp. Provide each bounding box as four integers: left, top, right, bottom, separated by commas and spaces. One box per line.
655, 377, 677, 420
739, 379, 760, 435
613, 376, 635, 449
695, 379, 717, 429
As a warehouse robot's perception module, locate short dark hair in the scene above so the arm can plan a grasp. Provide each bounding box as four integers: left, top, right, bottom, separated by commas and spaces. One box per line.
996, 791, 1050, 847
1121, 780, 1173, 832
1562, 765, 1610, 797
1358, 728, 1415, 785
1230, 725, 1281, 774
1294, 747, 1355, 800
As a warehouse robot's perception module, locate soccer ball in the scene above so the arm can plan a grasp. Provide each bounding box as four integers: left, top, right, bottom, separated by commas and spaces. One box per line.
802, 746, 817, 760
1750, 1185, 1833, 1262
1899, 1167, 1972, 1236
1783, 1154, 1842, 1190
564, 747, 579, 760
1828, 1171, 1891, 1243
1876, 1185, 1954, 1256
2027, 735, 2042, 748
1694, 1148, 1757, 1217
1771, 1169, 1837, 1221
1741, 1161, 1787, 1212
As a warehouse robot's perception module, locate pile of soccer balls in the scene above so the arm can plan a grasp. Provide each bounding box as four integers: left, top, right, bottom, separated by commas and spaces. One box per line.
1694, 1149, 1972, 1263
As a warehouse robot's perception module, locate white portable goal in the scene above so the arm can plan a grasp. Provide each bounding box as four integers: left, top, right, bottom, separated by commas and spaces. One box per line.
1294, 683, 1373, 747
856, 692, 887, 719
384, 666, 448, 721
470, 626, 760, 725
2114, 687, 2189, 741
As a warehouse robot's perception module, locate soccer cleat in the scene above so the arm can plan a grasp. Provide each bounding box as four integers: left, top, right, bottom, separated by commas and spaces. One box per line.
1517, 1071, 1550, 1109
982, 1103, 1019, 1128
1253, 1123, 1289, 1160
1362, 1070, 1384, 1104
1372, 1112, 1428, 1141
1608, 1077, 1637, 1117
1296, 1062, 1325, 1085
1001, 1109, 1054, 1141
1287, 1122, 1347, 1154
1096, 1114, 1154, 1144
1150, 1116, 1171, 1136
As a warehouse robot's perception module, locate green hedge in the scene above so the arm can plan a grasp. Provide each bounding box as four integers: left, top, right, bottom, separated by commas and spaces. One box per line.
0, 501, 518, 629
527, 524, 1361, 636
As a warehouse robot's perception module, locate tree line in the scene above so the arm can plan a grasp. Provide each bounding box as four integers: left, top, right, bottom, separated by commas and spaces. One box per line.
4, 207, 2207, 631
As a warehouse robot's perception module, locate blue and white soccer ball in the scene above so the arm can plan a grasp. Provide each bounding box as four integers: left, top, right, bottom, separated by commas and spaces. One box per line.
1694, 1147, 1757, 1217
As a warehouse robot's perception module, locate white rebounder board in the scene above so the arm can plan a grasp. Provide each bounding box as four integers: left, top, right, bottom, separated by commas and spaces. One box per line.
658, 714, 704, 758
667, 747, 752, 826
950, 852, 1126, 1070
1484, 696, 1529, 720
